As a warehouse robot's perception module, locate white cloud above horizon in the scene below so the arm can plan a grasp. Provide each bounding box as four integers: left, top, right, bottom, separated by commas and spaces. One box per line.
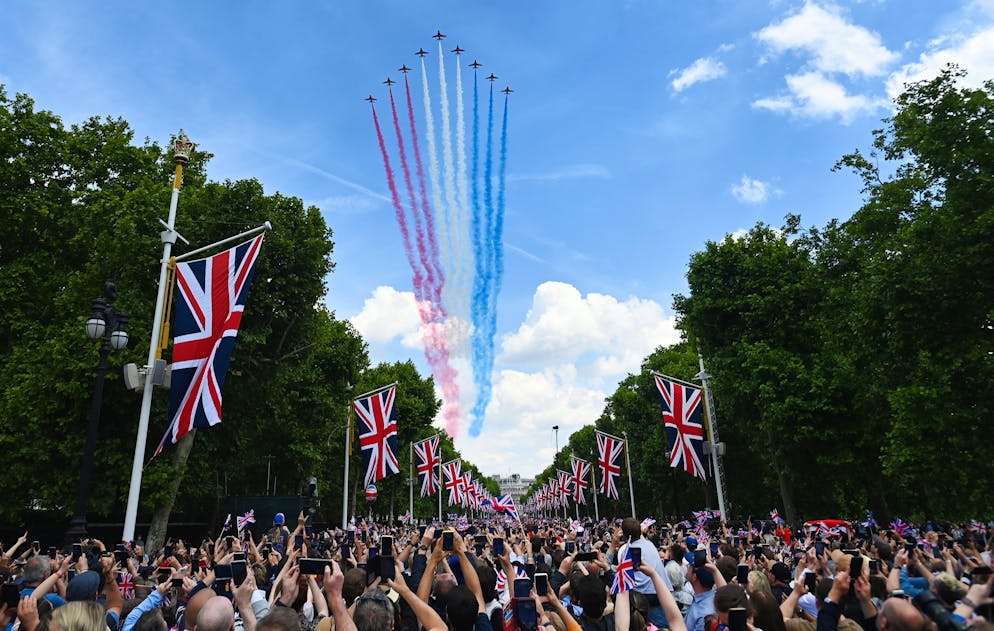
885, 25, 994, 99
753, 71, 887, 123
731, 175, 776, 204
670, 57, 728, 92
348, 280, 681, 476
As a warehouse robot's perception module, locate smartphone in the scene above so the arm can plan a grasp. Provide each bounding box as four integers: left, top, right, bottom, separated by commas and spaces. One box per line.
575, 551, 598, 562
31, 541, 40, 551
904, 542, 916, 553
305, 526, 314, 537
752, 547, 763, 560
171, 577, 184, 588
474, 545, 484, 557
515, 597, 538, 631
524, 562, 536, 579
869, 560, 879, 574
48, 546, 57, 558
164, 545, 174, 559
340, 544, 351, 560
418, 525, 427, 537
814, 542, 825, 556
231, 559, 247, 585
728, 607, 748, 631
536, 537, 546, 550
737, 563, 749, 584
233, 551, 246, 562
291, 535, 302, 550
693, 549, 707, 568
629, 546, 642, 569
710, 542, 719, 555
565, 541, 576, 554
474, 535, 488, 546
72, 543, 82, 562
535, 572, 549, 597
849, 555, 864, 578
805, 572, 818, 593
299, 558, 330, 576
214, 564, 232, 580
513, 577, 533, 599
493, 538, 505, 556
442, 530, 454, 551
733, 537, 740, 548
379, 555, 396, 580
381, 536, 394, 554
115, 550, 128, 563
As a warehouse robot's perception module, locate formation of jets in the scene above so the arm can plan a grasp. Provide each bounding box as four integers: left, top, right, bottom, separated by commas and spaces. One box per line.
367, 32, 514, 102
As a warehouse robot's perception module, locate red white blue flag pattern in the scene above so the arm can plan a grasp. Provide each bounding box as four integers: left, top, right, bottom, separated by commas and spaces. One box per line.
414, 435, 441, 497
611, 544, 636, 594
355, 385, 400, 487
596, 430, 624, 500
654, 374, 707, 481
162, 234, 265, 453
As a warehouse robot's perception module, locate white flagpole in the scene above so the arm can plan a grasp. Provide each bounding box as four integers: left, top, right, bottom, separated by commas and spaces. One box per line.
342, 404, 351, 529
590, 451, 600, 522
623, 430, 636, 518
437, 457, 442, 522
409, 442, 414, 523
122, 132, 192, 543
697, 353, 728, 520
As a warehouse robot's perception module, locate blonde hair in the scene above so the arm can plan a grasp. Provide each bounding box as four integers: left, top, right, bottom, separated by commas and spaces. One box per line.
747, 570, 773, 598
53, 601, 106, 631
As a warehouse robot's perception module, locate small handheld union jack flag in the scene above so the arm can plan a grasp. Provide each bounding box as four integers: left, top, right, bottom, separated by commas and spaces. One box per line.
355, 384, 401, 488
611, 545, 637, 594
118, 571, 135, 599
655, 374, 707, 480
890, 518, 910, 537
237, 509, 256, 531
862, 511, 878, 529
596, 430, 625, 500
770, 509, 783, 524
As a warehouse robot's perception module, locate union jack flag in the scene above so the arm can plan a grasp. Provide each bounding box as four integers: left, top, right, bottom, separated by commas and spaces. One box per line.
496, 566, 528, 593
654, 374, 707, 480
414, 435, 440, 497
890, 519, 910, 537
770, 509, 783, 524
442, 459, 463, 506
118, 571, 136, 599
969, 520, 987, 533
464, 473, 477, 508
399, 511, 411, 524
862, 511, 878, 529
492, 494, 520, 520
596, 430, 625, 500
355, 385, 400, 487
571, 457, 590, 505
611, 545, 637, 594
237, 509, 256, 531
159, 234, 265, 454
558, 470, 573, 506
693, 510, 710, 523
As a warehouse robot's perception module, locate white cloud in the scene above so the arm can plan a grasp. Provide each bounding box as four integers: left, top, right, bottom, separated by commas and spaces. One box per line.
500, 281, 680, 373
753, 71, 886, 123
756, 2, 898, 78
312, 194, 380, 215
670, 57, 728, 92
349, 285, 422, 347
886, 25, 994, 99
731, 175, 774, 204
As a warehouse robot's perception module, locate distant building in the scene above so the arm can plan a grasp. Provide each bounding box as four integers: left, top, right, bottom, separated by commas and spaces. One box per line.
491, 473, 535, 503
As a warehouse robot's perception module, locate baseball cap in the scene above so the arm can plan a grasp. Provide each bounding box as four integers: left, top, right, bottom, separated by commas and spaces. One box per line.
274, 513, 285, 526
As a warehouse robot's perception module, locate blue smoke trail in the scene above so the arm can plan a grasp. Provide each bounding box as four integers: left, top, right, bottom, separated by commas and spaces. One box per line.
469, 83, 496, 436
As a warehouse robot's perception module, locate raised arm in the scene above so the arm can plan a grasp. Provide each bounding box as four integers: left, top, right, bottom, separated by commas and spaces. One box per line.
388, 558, 447, 631
454, 533, 485, 613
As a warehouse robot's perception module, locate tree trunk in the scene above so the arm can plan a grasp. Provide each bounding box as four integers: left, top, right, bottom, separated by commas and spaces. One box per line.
146, 430, 197, 555
777, 469, 797, 526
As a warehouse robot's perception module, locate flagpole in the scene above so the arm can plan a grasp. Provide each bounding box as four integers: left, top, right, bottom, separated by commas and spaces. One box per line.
622, 430, 636, 518
342, 403, 351, 529
122, 132, 192, 543
172, 222, 271, 262
590, 449, 600, 522
696, 353, 728, 520
409, 441, 414, 523
437, 457, 442, 522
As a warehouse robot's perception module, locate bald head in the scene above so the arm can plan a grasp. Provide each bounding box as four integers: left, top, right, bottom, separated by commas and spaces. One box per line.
878, 598, 927, 631
195, 596, 234, 631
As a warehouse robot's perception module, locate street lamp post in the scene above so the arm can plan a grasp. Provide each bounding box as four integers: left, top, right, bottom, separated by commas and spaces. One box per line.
66, 282, 129, 543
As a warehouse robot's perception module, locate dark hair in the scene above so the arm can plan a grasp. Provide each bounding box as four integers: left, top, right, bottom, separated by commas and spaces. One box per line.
477, 565, 498, 602
714, 585, 750, 614
135, 610, 167, 631
574, 575, 607, 619
669, 543, 686, 562
343, 569, 367, 607
621, 518, 641, 542
256, 608, 300, 631
749, 590, 785, 631
716, 556, 738, 583
446, 585, 479, 631
355, 595, 394, 631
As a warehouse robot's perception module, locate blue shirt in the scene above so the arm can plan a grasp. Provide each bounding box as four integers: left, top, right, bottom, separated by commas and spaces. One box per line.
683, 590, 715, 631
623, 539, 674, 595
19, 588, 66, 608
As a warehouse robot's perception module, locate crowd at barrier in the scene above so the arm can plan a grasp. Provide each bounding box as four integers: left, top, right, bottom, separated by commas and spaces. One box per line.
1, 513, 992, 631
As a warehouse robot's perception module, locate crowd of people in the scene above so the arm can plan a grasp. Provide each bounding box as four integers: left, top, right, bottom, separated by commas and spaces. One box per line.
1, 513, 992, 631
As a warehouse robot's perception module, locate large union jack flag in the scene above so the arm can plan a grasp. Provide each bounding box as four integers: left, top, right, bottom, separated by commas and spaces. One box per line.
596, 430, 625, 500
442, 459, 463, 506
654, 374, 707, 481
355, 385, 400, 487
558, 469, 573, 506
414, 435, 440, 497
611, 545, 637, 594
161, 234, 265, 453
571, 456, 590, 505
463, 472, 477, 508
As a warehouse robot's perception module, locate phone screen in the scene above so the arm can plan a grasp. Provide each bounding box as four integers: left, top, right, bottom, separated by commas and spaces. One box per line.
729, 607, 747, 631
347, 530, 355, 544
513, 578, 533, 599
814, 542, 825, 556
379, 555, 396, 580
565, 541, 576, 554
299, 558, 329, 576
693, 549, 707, 568
493, 538, 505, 556
214, 564, 232, 580
294, 535, 304, 550
737, 564, 749, 584
72, 543, 82, 562
849, 555, 863, 577
805, 573, 818, 592
442, 530, 454, 551
380, 536, 394, 554
535, 573, 548, 596
516, 597, 538, 631
629, 546, 642, 569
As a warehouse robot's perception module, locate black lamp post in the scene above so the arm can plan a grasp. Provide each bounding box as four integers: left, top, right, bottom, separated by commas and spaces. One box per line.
66, 282, 129, 543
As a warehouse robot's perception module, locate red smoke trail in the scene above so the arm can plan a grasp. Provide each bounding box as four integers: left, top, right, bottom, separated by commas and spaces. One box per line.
404, 75, 446, 312
389, 88, 437, 298
372, 105, 425, 301
385, 93, 463, 437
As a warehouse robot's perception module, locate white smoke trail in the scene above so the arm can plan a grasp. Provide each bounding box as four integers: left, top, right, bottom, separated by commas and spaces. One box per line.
454, 54, 472, 328
420, 58, 452, 302
437, 42, 464, 329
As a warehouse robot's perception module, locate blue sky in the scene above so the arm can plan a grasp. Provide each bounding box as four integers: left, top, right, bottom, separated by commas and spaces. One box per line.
4, 0, 993, 477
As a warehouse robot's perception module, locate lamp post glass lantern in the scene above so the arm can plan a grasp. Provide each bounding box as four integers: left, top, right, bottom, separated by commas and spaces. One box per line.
66, 282, 128, 543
